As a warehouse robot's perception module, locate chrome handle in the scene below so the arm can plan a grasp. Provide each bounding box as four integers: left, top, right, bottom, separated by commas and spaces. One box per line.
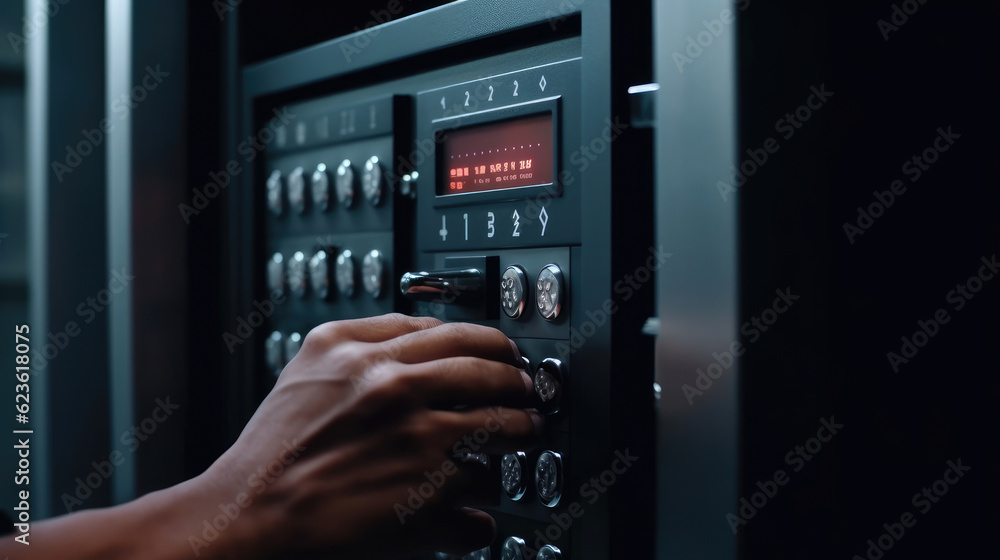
399, 268, 484, 304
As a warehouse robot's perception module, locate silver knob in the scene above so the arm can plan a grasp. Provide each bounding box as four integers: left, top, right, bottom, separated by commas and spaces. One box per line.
335, 250, 356, 298
534, 358, 564, 414
265, 170, 284, 216
535, 450, 563, 507
501, 537, 527, 560
335, 159, 356, 208
462, 547, 491, 560
309, 250, 331, 300
501, 452, 528, 501
535, 264, 564, 321
311, 163, 331, 212
501, 265, 528, 319
266, 253, 284, 298
362, 156, 385, 207
289, 251, 309, 298
264, 331, 284, 376
284, 332, 302, 362
399, 171, 418, 199
537, 545, 563, 560
361, 250, 385, 299
287, 166, 308, 215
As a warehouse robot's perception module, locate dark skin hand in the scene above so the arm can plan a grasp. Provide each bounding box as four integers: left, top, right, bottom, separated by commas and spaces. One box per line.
0, 314, 542, 559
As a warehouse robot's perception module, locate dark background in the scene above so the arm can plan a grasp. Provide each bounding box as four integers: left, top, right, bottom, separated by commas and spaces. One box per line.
737, 1, 998, 558
1, 0, 996, 558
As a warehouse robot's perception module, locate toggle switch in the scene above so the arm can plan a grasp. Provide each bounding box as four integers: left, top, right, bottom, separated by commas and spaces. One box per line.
362, 156, 386, 207
335, 160, 356, 208
311, 163, 331, 212
335, 250, 357, 298
289, 251, 309, 298
309, 249, 331, 300
265, 170, 284, 217
362, 250, 385, 299
287, 166, 308, 215
264, 331, 283, 376
266, 253, 284, 298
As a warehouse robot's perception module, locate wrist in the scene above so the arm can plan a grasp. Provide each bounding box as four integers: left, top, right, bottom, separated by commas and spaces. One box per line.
121, 470, 271, 560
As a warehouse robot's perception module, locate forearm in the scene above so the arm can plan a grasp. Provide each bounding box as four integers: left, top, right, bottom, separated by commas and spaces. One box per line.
0, 475, 261, 560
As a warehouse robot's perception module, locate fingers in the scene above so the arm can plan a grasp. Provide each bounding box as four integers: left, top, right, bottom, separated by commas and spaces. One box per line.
396, 357, 534, 409
386, 321, 523, 367
305, 313, 444, 349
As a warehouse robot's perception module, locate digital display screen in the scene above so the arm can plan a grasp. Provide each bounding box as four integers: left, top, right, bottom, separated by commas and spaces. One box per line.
438, 113, 553, 196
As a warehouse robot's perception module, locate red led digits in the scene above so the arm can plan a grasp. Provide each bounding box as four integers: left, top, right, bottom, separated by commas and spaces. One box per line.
438, 113, 553, 196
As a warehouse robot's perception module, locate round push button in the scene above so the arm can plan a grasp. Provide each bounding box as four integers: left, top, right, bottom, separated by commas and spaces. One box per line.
535, 264, 564, 321
501, 265, 528, 319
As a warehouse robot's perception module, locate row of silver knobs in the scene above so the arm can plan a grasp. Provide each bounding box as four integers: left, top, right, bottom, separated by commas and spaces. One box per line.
442, 540, 562, 560
501, 264, 564, 321
263, 330, 302, 377
267, 248, 385, 300
500, 449, 564, 507
266, 156, 386, 217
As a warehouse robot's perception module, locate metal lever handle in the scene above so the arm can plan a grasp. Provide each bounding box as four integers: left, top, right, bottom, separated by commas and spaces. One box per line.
399, 268, 484, 304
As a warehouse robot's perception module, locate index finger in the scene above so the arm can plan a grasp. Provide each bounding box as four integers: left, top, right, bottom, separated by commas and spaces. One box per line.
385, 322, 523, 368
305, 313, 444, 348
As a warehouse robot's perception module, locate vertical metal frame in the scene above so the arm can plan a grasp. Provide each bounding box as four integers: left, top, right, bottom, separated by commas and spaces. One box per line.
654, 0, 739, 558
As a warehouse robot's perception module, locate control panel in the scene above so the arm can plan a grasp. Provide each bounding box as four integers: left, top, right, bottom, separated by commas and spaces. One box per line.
237, 4, 653, 558
259, 96, 413, 375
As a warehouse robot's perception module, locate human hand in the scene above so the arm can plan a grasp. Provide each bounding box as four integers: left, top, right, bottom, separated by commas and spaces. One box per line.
197, 313, 541, 559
